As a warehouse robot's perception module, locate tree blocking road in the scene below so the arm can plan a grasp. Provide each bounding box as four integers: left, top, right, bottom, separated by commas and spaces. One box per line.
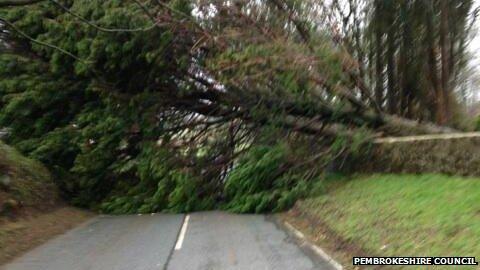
2, 212, 333, 270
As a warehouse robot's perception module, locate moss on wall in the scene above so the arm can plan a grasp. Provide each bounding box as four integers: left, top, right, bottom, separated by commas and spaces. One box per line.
355, 137, 480, 176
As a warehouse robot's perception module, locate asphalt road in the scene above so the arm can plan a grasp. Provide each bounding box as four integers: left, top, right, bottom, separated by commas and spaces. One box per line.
2, 212, 333, 270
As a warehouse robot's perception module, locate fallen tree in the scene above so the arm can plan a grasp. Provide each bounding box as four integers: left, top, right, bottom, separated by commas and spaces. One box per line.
0, 0, 457, 213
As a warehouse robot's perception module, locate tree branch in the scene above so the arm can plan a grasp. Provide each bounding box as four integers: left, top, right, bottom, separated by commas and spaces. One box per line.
0, 0, 44, 7
0, 17, 89, 63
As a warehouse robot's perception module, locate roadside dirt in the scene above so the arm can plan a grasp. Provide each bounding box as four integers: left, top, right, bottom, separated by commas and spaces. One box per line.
0, 206, 94, 265
280, 205, 387, 270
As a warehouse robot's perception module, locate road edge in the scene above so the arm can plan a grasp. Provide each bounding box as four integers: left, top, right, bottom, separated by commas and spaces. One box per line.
273, 216, 343, 270
0, 207, 95, 266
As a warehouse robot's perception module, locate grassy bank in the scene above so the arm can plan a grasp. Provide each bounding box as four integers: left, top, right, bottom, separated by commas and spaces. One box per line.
0, 141, 93, 264
287, 174, 480, 267
0, 140, 59, 213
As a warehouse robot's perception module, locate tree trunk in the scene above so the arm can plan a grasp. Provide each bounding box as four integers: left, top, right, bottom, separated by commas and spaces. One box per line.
399, 2, 413, 118
424, 0, 443, 123
386, 26, 397, 115
374, 27, 384, 107
439, 0, 451, 124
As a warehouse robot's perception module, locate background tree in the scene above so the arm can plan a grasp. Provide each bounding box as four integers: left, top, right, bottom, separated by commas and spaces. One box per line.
322, 0, 478, 126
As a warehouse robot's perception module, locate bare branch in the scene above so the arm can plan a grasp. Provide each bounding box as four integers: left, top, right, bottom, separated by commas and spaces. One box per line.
0, 17, 89, 63
132, 0, 156, 23
0, 0, 44, 7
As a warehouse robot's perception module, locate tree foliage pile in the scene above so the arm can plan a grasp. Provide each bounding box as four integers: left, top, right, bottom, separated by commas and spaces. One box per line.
223, 144, 320, 213
0, 0, 465, 213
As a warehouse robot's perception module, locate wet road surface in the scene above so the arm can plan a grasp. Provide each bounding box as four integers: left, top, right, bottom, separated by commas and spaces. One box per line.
2, 212, 333, 270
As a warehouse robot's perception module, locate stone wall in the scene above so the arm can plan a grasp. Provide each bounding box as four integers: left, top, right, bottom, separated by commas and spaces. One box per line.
354, 132, 480, 176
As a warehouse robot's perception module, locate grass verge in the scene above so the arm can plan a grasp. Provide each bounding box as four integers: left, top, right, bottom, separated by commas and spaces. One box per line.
0, 141, 94, 265
0, 140, 58, 211
282, 174, 480, 269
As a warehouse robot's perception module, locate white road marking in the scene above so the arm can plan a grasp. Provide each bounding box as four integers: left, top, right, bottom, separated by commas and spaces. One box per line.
174, 215, 190, 250
284, 222, 305, 239
284, 222, 343, 270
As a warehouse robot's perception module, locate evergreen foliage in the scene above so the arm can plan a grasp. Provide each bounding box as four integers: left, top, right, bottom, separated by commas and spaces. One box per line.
99, 144, 215, 214
223, 144, 314, 213
0, 0, 196, 208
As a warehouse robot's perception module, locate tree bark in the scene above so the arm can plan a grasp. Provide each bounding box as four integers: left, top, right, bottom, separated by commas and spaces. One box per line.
439, 0, 451, 124
386, 25, 397, 114
374, 25, 384, 107
424, 0, 443, 123
0, 0, 44, 7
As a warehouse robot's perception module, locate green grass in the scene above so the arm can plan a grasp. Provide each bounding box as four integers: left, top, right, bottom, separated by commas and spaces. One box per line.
299, 174, 480, 259
0, 141, 57, 207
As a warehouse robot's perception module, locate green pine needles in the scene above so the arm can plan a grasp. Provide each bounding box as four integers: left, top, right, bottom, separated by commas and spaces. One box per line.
223, 144, 310, 213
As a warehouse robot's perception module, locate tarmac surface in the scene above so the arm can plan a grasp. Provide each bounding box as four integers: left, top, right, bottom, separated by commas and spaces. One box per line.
2, 212, 333, 270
